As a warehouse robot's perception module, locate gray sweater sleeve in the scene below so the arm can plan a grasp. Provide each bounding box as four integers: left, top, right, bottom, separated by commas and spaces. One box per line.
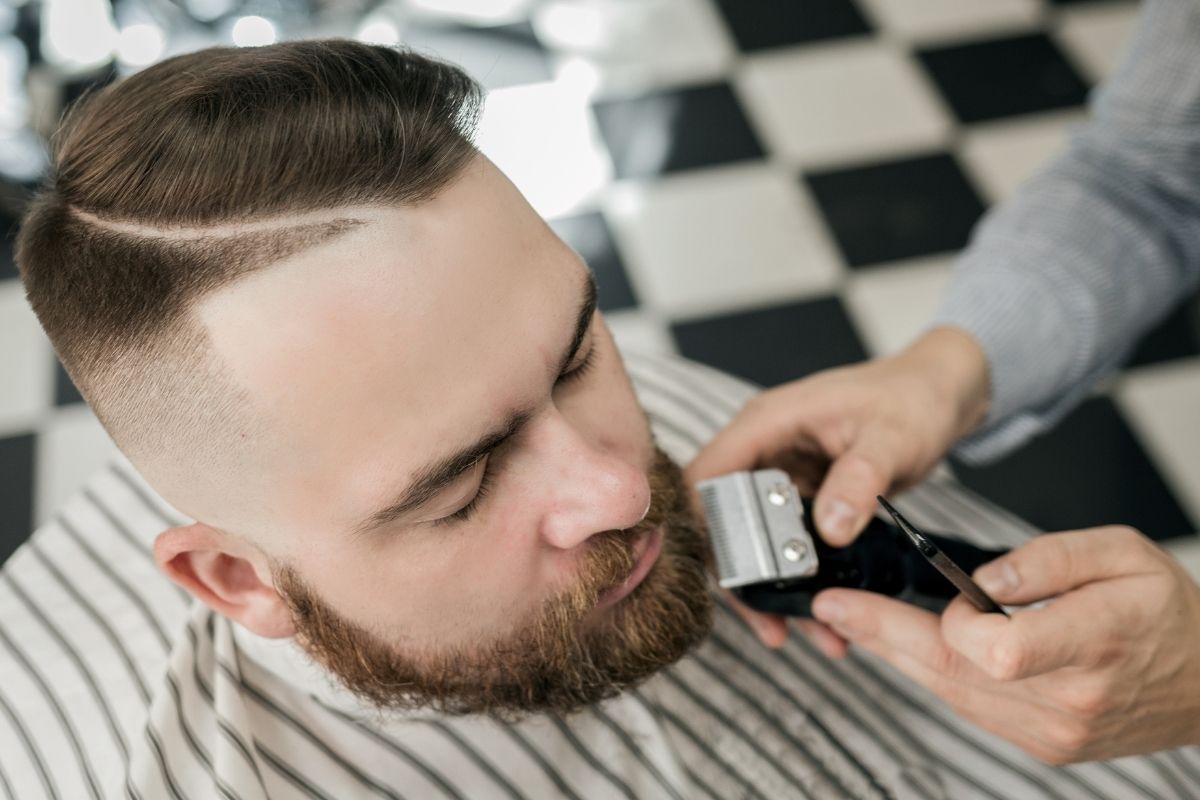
930, 0, 1200, 464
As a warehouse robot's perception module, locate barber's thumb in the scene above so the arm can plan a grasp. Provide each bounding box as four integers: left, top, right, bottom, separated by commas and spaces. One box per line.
814, 450, 891, 546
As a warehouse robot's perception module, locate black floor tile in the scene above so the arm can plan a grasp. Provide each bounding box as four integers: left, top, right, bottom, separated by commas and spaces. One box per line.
593, 82, 766, 180
671, 296, 868, 387
951, 397, 1194, 540
0, 432, 34, 566
0, 204, 19, 282
55, 360, 84, 407
805, 153, 986, 267
1125, 291, 1200, 369
712, 0, 872, 52
550, 212, 638, 312
917, 33, 1090, 124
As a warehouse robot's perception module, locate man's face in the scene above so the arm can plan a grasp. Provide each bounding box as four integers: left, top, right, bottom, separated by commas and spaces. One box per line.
194, 156, 713, 714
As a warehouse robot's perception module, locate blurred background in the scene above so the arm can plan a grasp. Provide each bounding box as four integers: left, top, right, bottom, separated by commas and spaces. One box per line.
2, 0, 1197, 565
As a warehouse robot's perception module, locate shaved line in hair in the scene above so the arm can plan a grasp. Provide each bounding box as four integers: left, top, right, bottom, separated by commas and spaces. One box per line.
66, 205, 371, 241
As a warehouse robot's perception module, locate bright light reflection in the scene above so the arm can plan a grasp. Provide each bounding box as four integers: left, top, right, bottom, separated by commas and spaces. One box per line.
0, 36, 29, 131
42, 0, 117, 70
117, 24, 165, 68
554, 57, 601, 100
186, 0, 237, 22
0, 129, 46, 181
475, 79, 611, 220
536, 2, 609, 50
231, 16, 277, 47
407, 0, 532, 25
354, 16, 400, 46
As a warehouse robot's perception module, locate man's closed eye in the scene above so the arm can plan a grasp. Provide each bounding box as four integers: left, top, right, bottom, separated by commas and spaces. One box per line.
429, 344, 600, 527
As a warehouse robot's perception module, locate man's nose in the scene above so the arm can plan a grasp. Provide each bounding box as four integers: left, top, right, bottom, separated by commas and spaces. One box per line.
530, 413, 651, 550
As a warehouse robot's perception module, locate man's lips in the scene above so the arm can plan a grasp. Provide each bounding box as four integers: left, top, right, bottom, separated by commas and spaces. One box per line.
594, 525, 665, 612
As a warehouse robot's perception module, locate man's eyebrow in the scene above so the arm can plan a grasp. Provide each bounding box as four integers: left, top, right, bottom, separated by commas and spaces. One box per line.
351, 271, 598, 539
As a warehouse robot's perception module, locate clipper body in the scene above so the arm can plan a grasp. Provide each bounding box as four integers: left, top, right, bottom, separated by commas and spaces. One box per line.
698, 470, 1007, 617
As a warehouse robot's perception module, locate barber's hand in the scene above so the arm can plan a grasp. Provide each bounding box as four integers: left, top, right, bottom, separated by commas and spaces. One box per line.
811, 526, 1200, 763
686, 327, 991, 649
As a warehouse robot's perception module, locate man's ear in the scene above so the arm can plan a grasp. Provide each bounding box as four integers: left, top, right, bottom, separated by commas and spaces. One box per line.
154, 523, 295, 639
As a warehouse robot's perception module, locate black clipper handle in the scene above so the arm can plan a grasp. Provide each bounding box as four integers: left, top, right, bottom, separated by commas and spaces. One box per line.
732, 501, 1008, 618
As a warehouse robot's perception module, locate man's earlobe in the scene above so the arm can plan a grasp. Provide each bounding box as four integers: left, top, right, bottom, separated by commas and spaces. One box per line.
153, 523, 295, 639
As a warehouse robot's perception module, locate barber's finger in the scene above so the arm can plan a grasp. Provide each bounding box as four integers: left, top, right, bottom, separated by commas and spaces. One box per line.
812, 589, 994, 709
811, 591, 1058, 724
686, 399, 785, 484
971, 526, 1158, 606
812, 439, 898, 546
792, 619, 849, 659
725, 590, 788, 648
812, 588, 970, 677
942, 589, 1124, 681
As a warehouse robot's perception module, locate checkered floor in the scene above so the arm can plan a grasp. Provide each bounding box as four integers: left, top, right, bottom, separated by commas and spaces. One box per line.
3, 0, 1199, 566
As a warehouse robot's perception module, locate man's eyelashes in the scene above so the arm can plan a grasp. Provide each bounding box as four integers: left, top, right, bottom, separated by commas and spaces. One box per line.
432, 460, 495, 527
430, 345, 600, 527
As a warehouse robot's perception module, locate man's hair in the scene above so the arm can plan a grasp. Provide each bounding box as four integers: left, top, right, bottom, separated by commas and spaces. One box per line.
16, 41, 481, 475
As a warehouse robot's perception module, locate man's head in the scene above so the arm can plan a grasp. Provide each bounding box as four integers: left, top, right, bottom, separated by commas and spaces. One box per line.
17, 40, 713, 715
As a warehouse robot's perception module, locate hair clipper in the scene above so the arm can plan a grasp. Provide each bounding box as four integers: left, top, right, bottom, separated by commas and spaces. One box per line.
697, 470, 1008, 617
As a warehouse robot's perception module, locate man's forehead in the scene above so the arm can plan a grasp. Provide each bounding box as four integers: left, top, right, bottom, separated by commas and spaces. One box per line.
193, 163, 584, 521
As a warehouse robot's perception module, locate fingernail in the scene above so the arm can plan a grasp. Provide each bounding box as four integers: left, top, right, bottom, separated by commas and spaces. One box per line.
819, 499, 857, 541
812, 597, 845, 626
975, 561, 1019, 596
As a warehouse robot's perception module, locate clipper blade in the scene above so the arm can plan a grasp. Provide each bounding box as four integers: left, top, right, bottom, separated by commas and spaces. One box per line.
697, 469, 819, 588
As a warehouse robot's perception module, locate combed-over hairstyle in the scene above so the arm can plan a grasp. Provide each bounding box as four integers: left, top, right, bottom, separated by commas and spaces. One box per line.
16, 40, 481, 470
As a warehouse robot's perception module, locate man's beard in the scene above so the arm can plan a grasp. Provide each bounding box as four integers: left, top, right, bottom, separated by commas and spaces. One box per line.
274, 446, 715, 718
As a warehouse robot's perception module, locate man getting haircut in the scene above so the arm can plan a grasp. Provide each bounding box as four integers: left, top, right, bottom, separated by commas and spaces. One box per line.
8, 35, 1199, 800
17, 40, 713, 717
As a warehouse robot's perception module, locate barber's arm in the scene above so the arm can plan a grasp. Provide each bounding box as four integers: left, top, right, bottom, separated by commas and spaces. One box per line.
934, 0, 1200, 464
811, 527, 1200, 763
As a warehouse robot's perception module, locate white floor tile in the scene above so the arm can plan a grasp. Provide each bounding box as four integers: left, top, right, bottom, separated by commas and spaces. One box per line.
605, 309, 677, 358
0, 280, 53, 435
842, 255, 953, 356
957, 110, 1084, 203
858, 0, 1041, 44
477, 79, 612, 220
34, 404, 120, 527
1054, 1, 1141, 84
604, 162, 844, 318
535, 0, 735, 100
736, 40, 952, 169
1116, 360, 1200, 530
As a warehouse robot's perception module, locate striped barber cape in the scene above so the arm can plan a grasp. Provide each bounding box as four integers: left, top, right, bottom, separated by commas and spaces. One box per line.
0, 351, 1197, 800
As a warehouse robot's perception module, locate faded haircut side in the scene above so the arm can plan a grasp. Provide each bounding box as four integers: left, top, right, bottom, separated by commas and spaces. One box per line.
15, 40, 481, 475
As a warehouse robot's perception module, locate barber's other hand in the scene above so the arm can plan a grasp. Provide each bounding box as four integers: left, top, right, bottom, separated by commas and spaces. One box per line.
686, 327, 990, 650
812, 526, 1200, 763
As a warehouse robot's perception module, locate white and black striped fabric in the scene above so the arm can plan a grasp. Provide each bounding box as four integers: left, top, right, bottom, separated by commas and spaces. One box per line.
0, 351, 1197, 799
